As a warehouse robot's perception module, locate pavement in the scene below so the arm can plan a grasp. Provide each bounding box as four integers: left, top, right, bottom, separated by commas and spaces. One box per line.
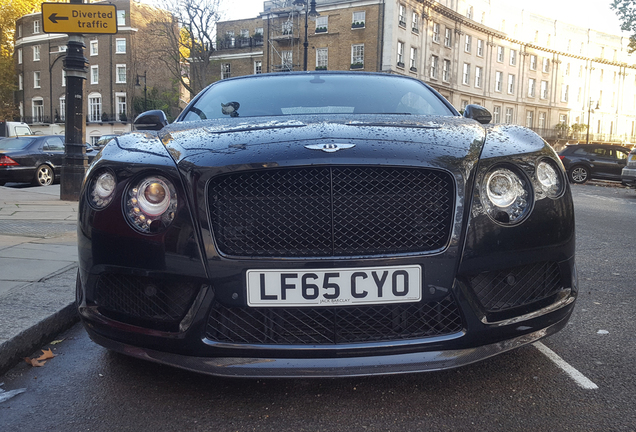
0, 184, 79, 375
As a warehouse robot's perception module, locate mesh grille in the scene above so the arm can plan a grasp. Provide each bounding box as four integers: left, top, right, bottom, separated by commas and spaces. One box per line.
208, 167, 455, 257
206, 295, 463, 345
94, 274, 200, 323
470, 262, 563, 312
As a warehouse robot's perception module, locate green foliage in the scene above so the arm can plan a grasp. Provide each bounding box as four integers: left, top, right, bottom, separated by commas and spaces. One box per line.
611, 0, 636, 52
133, 86, 180, 122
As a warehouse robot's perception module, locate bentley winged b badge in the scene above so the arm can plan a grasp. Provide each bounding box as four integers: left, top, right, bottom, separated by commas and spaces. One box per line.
305, 143, 356, 153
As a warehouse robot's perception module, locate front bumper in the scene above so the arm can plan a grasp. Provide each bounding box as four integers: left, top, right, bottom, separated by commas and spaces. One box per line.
86, 313, 571, 378
621, 167, 636, 187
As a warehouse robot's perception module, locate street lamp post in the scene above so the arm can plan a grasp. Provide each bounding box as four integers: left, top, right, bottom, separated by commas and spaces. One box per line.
586, 98, 599, 144
135, 71, 147, 115
293, 0, 319, 71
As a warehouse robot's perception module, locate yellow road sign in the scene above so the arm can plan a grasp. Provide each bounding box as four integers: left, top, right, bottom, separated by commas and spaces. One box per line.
41, 3, 118, 34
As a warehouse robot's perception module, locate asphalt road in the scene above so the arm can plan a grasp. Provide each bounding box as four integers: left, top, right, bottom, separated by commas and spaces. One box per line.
1, 182, 635, 432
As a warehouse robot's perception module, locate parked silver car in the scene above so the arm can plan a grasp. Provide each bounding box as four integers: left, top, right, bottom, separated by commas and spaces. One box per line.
621, 146, 636, 187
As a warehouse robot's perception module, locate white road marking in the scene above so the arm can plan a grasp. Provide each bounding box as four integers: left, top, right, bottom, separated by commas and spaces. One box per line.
533, 342, 599, 390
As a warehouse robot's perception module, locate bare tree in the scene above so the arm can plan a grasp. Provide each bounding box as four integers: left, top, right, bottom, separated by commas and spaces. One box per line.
145, 0, 222, 98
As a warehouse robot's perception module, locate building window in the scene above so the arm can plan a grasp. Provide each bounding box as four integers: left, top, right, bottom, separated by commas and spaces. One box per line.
59, 97, 66, 122
530, 55, 537, 70
409, 47, 417, 71
561, 84, 569, 102
352, 11, 365, 28
430, 55, 439, 79
505, 107, 514, 124
474, 66, 482, 88
493, 106, 501, 123
542, 58, 550, 73
17, 48, 22, 64
510, 49, 517, 66
565, 63, 570, 76
351, 44, 364, 68
282, 51, 293, 71
17, 24, 22, 38
507, 74, 515, 94
398, 4, 406, 27
33, 45, 40, 61
32, 98, 44, 122
116, 93, 127, 120
116, 64, 126, 83
254, 60, 262, 74
432, 23, 440, 43
467, 6, 474, 19
397, 42, 404, 67
463, 63, 470, 85
526, 111, 534, 128
117, 10, 126, 26
316, 48, 328, 70
539, 112, 546, 128
62, 70, 66, 87
90, 40, 98, 56
477, 39, 483, 57
528, 78, 536, 97
464, 35, 472, 53
541, 80, 548, 99
577, 87, 582, 103
59, 45, 67, 52
91, 65, 99, 84
18, 74, 23, 90
495, 71, 502, 92
116, 38, 126, 53
599, 69, 604, 82
33, 71, 40, 88
461, 100, 469, 111
497, 46, 504, 62
33, 20, 40, 34
316, 16, 328, 32
444, 28, 452, 47
442, 59, 450, 82
412, 13, 419, 33
88, 94, 102, 122
221, 63, 231, 79
240, 29, 249, 39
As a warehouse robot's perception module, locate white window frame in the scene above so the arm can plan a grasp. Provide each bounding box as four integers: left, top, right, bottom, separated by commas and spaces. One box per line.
530, 55, 537, 71
351, 44, 364, 67
397, 41, 404, 67
409, 47, 417, 70
32, 97, 44, 122
316, 48, 328, 69
474, 66, 482, 88
539, 112, 546, 128
88, 93, 102, 122
412, 12, 419, 32
561, 84, 569, 102
117, 10, 126, 26
91, 65, 99, 84
507, 74, 515, 94
33, 45, 40, 61
526, 111, 534, 128
495, 71, 503, 92
254, 60, 262, 74
510, 49, 517, 66
493, 106, 501, 123
430, 55, 439, 79
62, 70, 66, 87
17, 48, 22, 64
90, 40, 98, 56
352, 11, 365, 27
33, 20, 40, 34
444, 28, 452, 48
463, 63, 470, 85
432, 23, 440, 43
316, 16, 328, 32
477, 39, 484, 57
18, 74, 23, 90
505, 107, 514, 124
497, 46, 504, 62
116, 38, 126, 54
116, 92, 127, 120
442, 59, 450, 82
398, 4, 406, 27
464, 35, 472, 53
528, 78, 536, 97
542, 58, 550, 73
116, 64, 126, 83
541, 80, 548, 99
221, 63, 231, 79
59, 97, 66, 122
33, 71, 41, 89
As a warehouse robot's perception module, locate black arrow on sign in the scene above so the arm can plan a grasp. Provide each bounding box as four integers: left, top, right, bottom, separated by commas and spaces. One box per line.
48, 13, 69, 24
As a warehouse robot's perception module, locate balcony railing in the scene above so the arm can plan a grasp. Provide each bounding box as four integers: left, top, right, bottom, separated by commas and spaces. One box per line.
217, 37, 263, 50
529, 127, 636, 144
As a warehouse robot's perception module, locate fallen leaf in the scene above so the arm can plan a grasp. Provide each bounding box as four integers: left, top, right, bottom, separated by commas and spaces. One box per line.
36, 349, 56, 361
49, 339, 65, 345
24, 358, 46, 367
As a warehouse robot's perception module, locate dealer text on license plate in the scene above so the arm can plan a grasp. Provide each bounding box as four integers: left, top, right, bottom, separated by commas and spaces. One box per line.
246, 265, 422, 307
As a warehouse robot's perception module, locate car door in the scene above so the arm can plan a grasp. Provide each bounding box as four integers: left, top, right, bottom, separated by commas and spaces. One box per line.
587, 146, 617, 179
43, 137, 65, 170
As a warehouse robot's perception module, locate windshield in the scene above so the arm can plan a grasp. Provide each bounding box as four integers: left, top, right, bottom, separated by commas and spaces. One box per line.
0, 137, 35, 150
181, 73, 454, 121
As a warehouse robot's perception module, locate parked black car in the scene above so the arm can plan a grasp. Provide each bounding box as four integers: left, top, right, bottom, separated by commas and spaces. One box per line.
558, 143, 630, 184
0, 135, 97, 186
77, 72, 576, 378
621, 146, 636, 187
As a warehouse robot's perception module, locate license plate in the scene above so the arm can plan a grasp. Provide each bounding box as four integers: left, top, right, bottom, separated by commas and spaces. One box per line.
246, 265, 422, 307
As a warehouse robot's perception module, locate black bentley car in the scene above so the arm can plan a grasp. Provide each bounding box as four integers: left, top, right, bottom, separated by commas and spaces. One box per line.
77, 72, 576, 378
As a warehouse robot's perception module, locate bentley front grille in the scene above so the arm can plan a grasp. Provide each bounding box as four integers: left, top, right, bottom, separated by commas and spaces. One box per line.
470, 261, 564, 312
208, 167, 455, 258
205, 295, 463, 345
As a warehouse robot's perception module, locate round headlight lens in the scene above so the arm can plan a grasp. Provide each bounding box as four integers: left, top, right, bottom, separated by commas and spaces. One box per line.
126, 176, 177, 233
536, 160, 562, 198
89, 171, 116, 209
482, 167, 531, 224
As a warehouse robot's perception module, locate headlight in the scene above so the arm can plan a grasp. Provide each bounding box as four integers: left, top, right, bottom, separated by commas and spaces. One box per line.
536, 160, 563, 198
126, 175, 177, 233
481, 167, 531, 224
88, 170, 116, 209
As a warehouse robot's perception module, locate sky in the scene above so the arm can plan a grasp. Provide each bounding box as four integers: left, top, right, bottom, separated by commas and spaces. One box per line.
220, 0, 627, 36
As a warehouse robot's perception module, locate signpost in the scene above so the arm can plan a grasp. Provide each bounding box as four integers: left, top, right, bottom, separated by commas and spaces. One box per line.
41, 1, 117, 201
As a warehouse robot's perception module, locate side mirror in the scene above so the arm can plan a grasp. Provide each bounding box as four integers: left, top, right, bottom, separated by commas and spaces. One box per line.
133, 110, 169, 131
463, 104, 492, 125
